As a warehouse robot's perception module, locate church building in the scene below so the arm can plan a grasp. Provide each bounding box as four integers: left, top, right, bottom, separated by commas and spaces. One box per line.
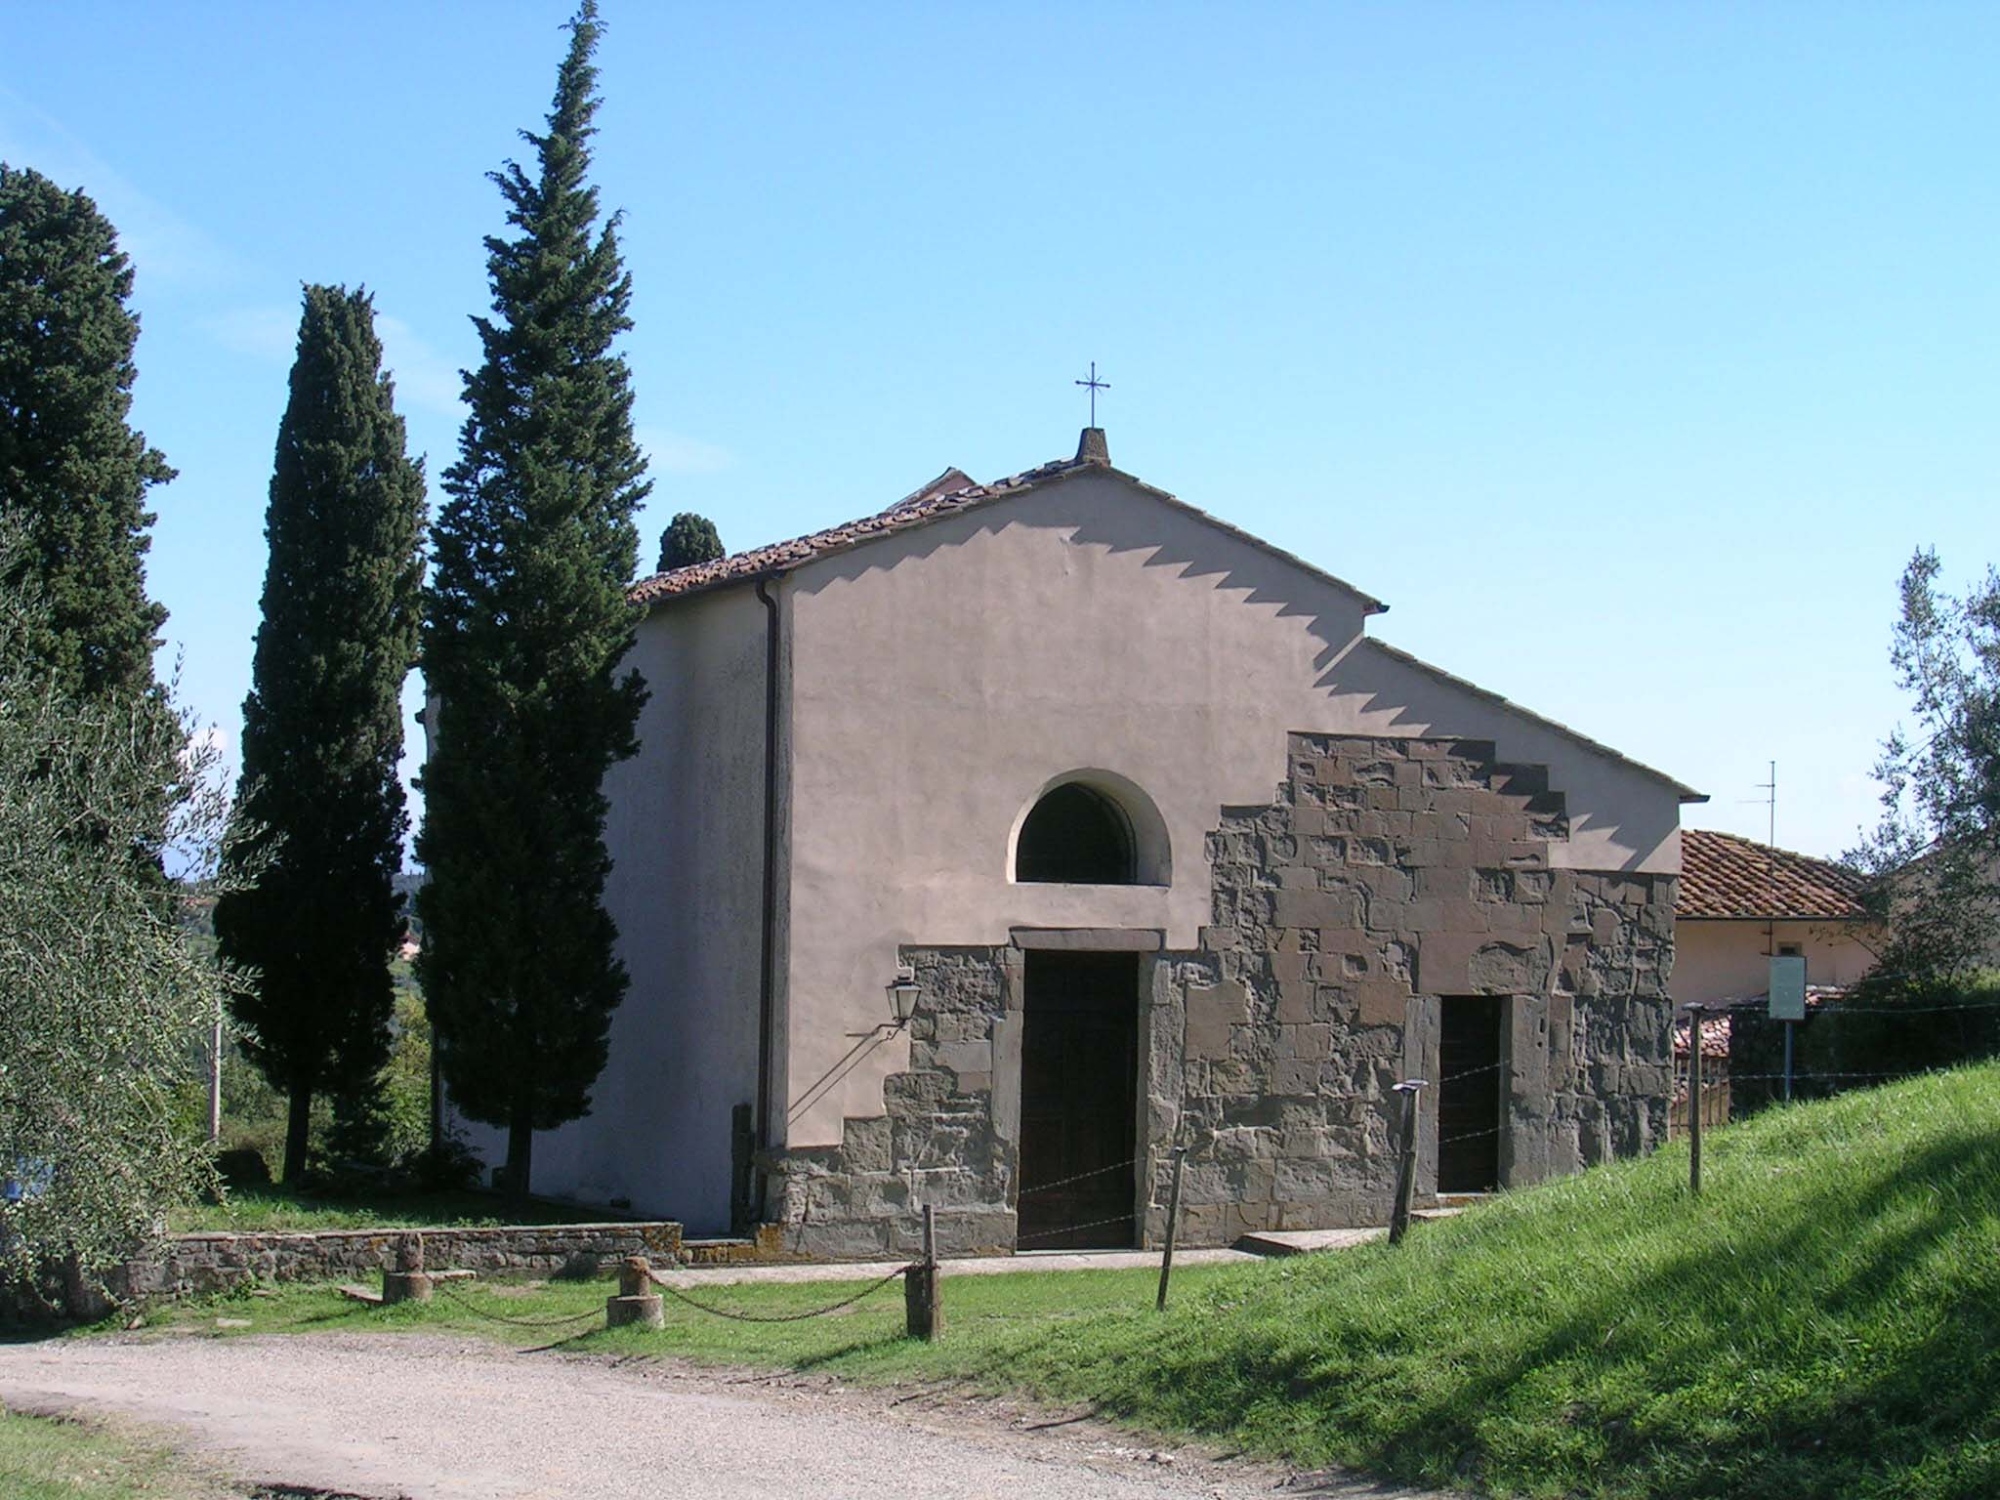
453, 430, 1702, 1255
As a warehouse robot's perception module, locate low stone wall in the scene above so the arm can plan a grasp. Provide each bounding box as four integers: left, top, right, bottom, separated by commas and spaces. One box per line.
106, 1221, 684, 1302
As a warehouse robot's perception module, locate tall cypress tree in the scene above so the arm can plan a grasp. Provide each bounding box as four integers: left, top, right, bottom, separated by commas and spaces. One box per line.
417, 0, 650, 1202
214, 285, 426, 1182
0, 165, 172, 698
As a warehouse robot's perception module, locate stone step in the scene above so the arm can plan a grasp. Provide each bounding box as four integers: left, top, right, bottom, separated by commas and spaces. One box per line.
679, 1224, 793, 1266
1234, 1227, 1386, 1257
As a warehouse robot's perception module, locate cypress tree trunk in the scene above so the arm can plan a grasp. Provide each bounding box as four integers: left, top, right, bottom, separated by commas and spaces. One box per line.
505, 1109, 534, 1212
284, 1086, 314, 1185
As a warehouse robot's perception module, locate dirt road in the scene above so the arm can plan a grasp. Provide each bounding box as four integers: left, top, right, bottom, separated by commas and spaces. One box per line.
0, 1331, 1431, 1499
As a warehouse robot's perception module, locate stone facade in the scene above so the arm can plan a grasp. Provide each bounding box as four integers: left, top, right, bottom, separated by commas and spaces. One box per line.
775, 733, 1676, 1257
1164, 734, 1675, 1243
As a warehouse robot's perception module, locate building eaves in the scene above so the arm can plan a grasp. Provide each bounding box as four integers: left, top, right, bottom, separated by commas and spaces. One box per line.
627, 452, 1390, 616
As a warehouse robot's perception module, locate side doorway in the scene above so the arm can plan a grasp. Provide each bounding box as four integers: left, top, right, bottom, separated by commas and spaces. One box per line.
1015, 950, 1139, 1249
1437, 995, 1505, 1194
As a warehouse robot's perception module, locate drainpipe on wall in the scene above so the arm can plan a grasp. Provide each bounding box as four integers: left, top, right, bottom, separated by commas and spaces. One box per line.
752, 573, 786, 1222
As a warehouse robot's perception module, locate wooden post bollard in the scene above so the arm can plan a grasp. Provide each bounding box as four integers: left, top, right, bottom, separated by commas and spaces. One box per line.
383, 1232, 432, 1304
1686, 1004, 1706, 1198
605, 1255, 665, 1330
905, 1203, 942, 1341
1155, 1143, 1188, 1312
1388, 1079, 1427, 1245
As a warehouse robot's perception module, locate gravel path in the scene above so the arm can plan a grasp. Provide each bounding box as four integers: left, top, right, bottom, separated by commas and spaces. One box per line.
0, 1331, 1438, 1499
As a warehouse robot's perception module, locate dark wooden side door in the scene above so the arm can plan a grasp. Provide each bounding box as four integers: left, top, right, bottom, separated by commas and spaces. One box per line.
1016, 951, 1139, 1249
1437, 995, 1506, 1193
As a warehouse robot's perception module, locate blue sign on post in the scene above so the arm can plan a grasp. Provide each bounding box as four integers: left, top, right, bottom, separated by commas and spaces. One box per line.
1769, 954, 1808, 1022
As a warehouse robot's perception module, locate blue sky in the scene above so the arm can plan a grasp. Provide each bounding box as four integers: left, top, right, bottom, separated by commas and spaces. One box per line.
5, 2, 1994, 859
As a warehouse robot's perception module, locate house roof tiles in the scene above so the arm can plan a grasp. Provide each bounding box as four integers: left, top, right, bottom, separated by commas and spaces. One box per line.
1677, 828, 1870, 921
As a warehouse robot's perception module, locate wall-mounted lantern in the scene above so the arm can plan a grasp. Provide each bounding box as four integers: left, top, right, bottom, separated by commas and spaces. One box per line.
886, 968, 920, 1029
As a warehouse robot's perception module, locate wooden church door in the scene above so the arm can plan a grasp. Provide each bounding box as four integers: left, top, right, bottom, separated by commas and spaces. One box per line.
1016, 951, 1139, 1249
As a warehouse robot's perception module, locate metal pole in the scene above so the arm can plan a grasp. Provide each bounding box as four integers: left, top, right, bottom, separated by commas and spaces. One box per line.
1783, 1018, 1794, 1104
1686, 1005, 1706, 1197
1155, 1144, 1187, 1312
1389, 1080, 1427, 1245
207, 1009, 223, 1147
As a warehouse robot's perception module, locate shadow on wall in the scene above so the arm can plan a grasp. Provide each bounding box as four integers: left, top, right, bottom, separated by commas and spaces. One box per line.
793, 468, 1379, 676
794, 468, 1680, 872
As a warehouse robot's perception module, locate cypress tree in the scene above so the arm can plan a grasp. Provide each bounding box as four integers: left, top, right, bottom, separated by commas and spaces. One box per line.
213, 285, 426, 1182
655, 511, 723, 573
417, 0, 650, 1203
0, 165, 172, 698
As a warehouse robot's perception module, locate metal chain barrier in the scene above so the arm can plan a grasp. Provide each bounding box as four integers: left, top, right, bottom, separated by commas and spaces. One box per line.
1015, 1210, 1141, 1248
1433, 1059, 1510, 1086
433, 1280, 607, 1330
1436, 1122, 1505, 1147
644, 1262, 911, 1324
1016, 1155, 1141, 1199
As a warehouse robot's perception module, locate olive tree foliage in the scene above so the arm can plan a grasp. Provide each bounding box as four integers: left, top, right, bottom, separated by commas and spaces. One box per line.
1846, 550, 2000, 1027
0, 566, 242, 1306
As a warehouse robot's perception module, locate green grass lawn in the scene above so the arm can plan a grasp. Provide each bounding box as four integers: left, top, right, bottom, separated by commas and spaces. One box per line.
0, 1409, 232, 1499
133, 1061, 2000, 1499
169, 1186, 613, 1234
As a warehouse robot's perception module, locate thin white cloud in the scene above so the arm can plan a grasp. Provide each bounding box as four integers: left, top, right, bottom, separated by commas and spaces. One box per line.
206, 305, 298, 364
637, 425, 733, 475
0, 89, 237, 284
375, 314, 465, 420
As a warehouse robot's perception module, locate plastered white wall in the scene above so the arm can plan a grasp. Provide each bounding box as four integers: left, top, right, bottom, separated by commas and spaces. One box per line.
1672, 919, 1880, 1004
453, 586, 770, 1231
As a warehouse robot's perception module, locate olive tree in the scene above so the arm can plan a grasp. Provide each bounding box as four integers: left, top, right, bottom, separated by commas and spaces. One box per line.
0, 569, 237, 1312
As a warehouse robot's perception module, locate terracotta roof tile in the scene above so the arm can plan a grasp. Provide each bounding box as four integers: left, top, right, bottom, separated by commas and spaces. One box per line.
628, 455, 1093, 609
1677, 828, 1870, 921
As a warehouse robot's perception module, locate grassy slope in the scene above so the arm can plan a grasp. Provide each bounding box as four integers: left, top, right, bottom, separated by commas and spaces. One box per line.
136, 1063, 2000, 1499
1075, 1063, 2000, 1499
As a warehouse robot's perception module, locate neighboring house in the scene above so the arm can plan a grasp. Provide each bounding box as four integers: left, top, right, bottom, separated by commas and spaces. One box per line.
1672, 829, 1878, 1006
444, 430, 1707, 1254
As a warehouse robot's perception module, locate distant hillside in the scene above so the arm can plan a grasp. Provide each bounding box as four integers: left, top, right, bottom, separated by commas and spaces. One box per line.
980, 1064, 2000, 1499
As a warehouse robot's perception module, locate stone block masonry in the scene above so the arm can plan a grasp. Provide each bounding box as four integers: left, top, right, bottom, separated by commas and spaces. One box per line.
779, 945, 1022, 1260
776, 732, 1676, 1256
1169, 734, 1675, 1242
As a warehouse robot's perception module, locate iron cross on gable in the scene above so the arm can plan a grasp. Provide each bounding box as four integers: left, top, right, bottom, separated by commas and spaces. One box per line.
1075, 361, 1110, 427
